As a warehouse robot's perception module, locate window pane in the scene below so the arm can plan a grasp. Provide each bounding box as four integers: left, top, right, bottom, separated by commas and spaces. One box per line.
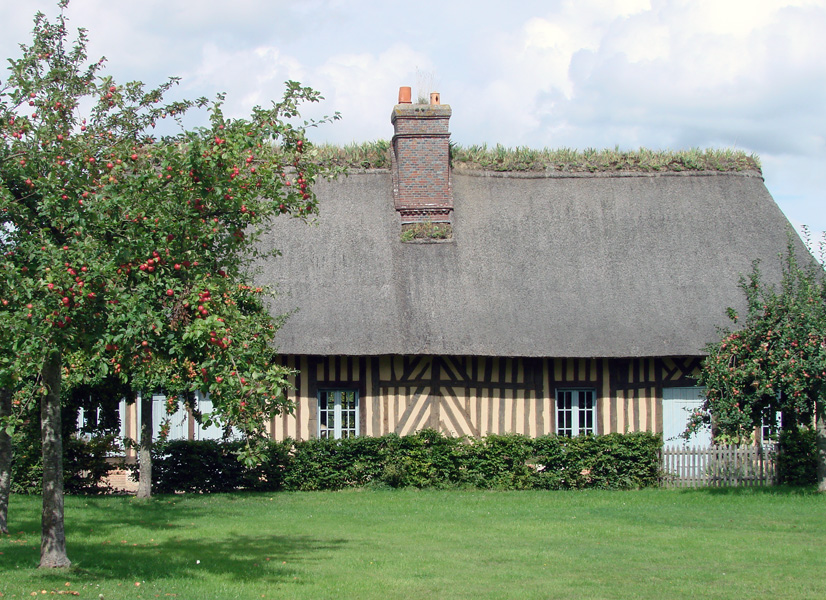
557, 391, 573, 436
580, 391, 594, 434
319, 406, 330, 438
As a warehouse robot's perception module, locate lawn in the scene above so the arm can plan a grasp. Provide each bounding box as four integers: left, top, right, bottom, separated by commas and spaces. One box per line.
1, 487, 823, 599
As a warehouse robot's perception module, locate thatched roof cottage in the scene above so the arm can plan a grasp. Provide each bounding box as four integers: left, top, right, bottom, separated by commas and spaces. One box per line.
251, 92, 803, 446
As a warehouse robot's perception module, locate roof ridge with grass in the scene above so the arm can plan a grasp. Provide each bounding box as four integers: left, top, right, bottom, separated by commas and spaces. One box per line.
312, 140, 761, 174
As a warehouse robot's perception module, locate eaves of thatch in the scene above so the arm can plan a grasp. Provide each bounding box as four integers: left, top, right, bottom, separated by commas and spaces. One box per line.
256, 167, 804, 359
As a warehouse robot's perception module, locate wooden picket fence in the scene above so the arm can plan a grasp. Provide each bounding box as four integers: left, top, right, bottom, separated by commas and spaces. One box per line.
660, 444, 776, 488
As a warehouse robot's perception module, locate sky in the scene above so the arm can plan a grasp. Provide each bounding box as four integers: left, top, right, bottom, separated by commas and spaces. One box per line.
2, 0, 824, 244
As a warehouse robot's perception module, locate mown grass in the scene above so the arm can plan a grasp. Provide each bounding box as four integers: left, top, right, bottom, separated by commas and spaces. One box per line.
309, 141, 760, 173
1, 487, 822, 599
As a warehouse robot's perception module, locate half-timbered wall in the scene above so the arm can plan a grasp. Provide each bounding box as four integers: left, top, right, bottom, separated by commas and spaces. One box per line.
267, 355, 702, 441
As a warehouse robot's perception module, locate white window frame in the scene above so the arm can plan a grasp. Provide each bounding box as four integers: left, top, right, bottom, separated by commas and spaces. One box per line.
556, 389, 596, 437
760, 408, 781, 445
317, 389, 359, 439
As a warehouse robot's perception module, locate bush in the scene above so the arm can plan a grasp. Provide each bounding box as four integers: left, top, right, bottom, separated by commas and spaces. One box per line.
11, 408, 119, 495
776, 427, 817, 485
243, 440, 293, 491
531, 432, 662, 490
283, 436, 385, 491
379, 430, 464, 488
64, 434, 122, 494
146, 439, 295, 493
462, 434, 537, 489
150, 440, 247, 493
142, 431, 663, 493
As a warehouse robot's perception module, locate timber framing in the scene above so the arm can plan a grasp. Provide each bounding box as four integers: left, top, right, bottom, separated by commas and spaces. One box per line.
269, 355, 702, 441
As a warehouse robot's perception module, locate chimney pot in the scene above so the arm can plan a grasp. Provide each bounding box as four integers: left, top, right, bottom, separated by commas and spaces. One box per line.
430, 92, 440, 105
398, 86, 412, 104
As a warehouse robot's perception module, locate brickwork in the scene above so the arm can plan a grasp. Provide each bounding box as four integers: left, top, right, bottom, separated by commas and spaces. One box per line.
391, 104, 453, 223
104, 468, 138, 493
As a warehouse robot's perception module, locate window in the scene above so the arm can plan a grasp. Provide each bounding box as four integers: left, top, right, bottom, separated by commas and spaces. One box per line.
556, 389, 596, 436
318, 389, 359, 439
760, 408, 781, 445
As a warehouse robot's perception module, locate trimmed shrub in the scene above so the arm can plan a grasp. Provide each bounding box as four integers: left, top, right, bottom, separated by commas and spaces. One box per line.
530, 432, 661, 490
379, 429, 464, 488
777, 428, 817, 485
461, 434, 537, 489
138, 431, 664, 494
243, 440, 293, 491
282, 436, 385, 491
151, 440, 246, 493
11, 410, 119, 495
64, 434, 122, 494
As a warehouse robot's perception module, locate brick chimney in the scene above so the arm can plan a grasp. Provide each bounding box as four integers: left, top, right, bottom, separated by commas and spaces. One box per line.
391, 87, 452, 224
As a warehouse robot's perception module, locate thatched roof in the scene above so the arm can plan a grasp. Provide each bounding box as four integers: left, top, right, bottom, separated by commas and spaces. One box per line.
257, 169, 804, 358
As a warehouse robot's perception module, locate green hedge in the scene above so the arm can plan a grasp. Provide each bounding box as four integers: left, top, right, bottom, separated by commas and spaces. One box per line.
145, 431, 663, 493
149, 439, 292, 493
776, 428, 818, 485
11, 408, 121, 495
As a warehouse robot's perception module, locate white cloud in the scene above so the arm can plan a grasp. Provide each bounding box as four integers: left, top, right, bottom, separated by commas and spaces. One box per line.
183, 44, 306, 109
313, 44, 432, 142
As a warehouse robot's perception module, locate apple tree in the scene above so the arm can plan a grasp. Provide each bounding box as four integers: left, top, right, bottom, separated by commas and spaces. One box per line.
1, 1, 338, 565
689, 242, 826, 491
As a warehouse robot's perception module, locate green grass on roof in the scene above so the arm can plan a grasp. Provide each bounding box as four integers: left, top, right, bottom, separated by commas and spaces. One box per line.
312, 140, 761, 174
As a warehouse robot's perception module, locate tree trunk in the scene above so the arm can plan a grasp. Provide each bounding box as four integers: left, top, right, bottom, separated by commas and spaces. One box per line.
816, 399, 826, 493
40, 349, 70, 568
0, 387, 11, 534
136, 392, 152, 499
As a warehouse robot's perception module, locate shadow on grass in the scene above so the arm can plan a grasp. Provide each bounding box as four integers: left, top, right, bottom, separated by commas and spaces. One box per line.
4, 494, 204, 538
4, 531, 348, 587
68, 496, 204, 533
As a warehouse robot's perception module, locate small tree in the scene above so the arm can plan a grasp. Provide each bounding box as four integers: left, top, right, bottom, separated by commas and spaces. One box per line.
1, 1, 338, 565
691, 240, 826, 490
